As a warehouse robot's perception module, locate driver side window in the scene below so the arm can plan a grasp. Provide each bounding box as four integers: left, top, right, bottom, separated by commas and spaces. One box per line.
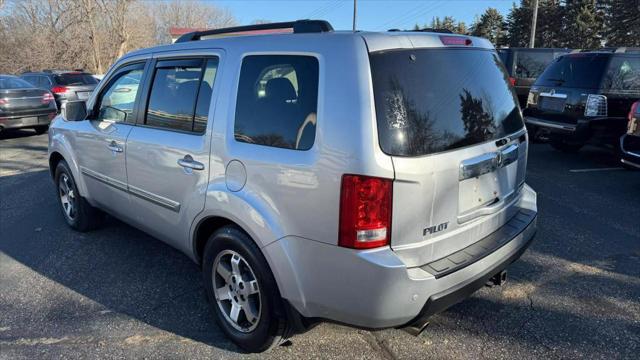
96, 66, 144, 122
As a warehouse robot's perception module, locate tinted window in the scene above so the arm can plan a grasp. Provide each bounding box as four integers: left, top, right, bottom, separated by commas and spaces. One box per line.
146, 58, 218, 133
601, 56, 640, 91
535, 54, 609, 89
0, 77, 34, 89
234, 55, 319, 150
37, 76, 51, 88
54, 73, 98, 86
370, 49, 523, 157
515, 51, 555, 79
96, 67, 144, 122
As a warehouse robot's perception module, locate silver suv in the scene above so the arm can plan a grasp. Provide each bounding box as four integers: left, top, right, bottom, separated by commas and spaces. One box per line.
47, 20, 537, 352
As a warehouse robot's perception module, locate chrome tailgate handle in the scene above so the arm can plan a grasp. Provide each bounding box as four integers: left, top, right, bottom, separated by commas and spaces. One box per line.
177, 155, 205, 171
459, 144, 519, 181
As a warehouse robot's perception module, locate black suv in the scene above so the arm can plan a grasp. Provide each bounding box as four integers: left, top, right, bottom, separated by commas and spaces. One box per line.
498, 48, 572, 107
20, 70, 98, 110
524, 49, 640, 153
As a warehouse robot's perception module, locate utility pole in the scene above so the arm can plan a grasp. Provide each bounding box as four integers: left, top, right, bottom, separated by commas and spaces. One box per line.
529, 0, 539, 48
352, 0, 357, 32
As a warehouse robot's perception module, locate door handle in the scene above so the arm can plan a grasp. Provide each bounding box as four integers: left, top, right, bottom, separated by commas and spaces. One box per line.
107, 140, 123, 153
177, 155, 205, 171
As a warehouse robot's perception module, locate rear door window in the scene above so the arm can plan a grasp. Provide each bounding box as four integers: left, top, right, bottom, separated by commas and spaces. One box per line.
370, 48, 523, 157
601, 56, 640, 92
515, 51, 555, 79
234, 55, 319, 150
54, 73, 98, 86
145, 58, 218, 133
535, 54, 610, 89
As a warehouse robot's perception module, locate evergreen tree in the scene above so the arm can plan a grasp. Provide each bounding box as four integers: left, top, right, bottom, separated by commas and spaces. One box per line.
471, 8, 505, 45
561, 0, 604, 49
605, 0, 640, 46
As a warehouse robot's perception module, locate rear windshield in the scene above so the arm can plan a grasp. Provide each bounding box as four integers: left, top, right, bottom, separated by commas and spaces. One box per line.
535, 54, 609, 89
0, 77, 34, 89
54, 73, 97, 86
370, 48, 523, 157
515, 50, 556, 79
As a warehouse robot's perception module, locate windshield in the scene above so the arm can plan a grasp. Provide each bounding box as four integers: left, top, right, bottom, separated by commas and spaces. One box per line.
535, 54, 610, 89
0, 77, 35, 89
370, 48, 523, 157
54, 73, 98, 86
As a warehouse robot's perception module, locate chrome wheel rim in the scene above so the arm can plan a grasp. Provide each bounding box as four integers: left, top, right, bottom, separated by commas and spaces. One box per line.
212, 250, 261, 332
58, 173, 76, 221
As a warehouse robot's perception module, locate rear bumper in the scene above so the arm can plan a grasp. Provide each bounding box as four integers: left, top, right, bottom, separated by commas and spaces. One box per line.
524, 116, 627, 143
0, 111, 56, 130
263, 185, 537, 329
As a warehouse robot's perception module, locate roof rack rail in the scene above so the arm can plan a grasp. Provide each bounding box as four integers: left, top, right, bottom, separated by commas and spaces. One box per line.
175, 19, 334, 43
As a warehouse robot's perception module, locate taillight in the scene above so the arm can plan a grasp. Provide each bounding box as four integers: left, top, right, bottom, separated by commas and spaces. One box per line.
51, 86, 67, 94
628, 101, 639, 134
508, 77, 516, 86
584, 94, 607, 117
439, 35, 472, 46
0, 98, 7, 106
339, 175, 392, 249
42, 92, 54, 104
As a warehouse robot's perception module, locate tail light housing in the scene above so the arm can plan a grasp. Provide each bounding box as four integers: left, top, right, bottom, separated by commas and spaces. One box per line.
508, 77, 516, 86
0, 98, 7, 106
628, 101, 639, 134
42, 92, 54, 104
584, 94, 607, 117
339, 175, 392, 249
439, 35, 472, 46
51, 86, 67, 94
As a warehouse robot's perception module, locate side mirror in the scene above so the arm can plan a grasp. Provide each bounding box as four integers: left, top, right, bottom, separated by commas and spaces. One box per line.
62, 101, 87, 121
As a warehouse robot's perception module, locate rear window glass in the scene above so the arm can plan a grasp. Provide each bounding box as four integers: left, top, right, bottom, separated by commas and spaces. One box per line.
601, 56, 640, 92
54, 73, 98, 86
535, 54, 609, 89
515, 51, 555, 79
370, 48, 523, 157
0, 77, 34, 89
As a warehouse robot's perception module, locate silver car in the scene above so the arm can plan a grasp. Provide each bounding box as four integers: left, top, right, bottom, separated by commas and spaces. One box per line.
47, 20, 537, 352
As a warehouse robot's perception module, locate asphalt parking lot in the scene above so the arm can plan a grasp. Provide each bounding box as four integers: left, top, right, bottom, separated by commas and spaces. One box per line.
1, 130, 639, 359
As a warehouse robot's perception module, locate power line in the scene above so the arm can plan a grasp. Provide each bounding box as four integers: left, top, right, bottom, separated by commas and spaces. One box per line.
305, 0, 344, 19
377, 0, 446, 31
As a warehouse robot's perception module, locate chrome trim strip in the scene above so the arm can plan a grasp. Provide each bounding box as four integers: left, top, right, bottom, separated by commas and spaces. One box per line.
539, 92, 568, 99
80, 167, 128, 192
525, 117, 576, 131
80, 167, 181, 212
128, 185, 181, 212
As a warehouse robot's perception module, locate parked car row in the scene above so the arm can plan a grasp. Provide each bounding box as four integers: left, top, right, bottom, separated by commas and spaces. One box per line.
0, 70, 99, 133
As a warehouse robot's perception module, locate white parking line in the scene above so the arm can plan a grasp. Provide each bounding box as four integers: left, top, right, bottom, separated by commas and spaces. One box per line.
569, 167, 624, 173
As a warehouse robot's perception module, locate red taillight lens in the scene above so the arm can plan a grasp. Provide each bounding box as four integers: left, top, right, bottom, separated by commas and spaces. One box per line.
509, 77, 516, 86
629, 101, 639, 123
339, 175, 392, 249
0, 98, 7, 106
51, 86, 67, 94
42, 92, 54, 104
439, 35, 472, 46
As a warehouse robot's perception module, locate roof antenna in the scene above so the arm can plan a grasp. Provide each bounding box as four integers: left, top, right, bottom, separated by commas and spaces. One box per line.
352, 0, 357, 32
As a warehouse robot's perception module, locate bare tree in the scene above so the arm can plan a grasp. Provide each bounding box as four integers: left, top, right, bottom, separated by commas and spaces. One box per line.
154, 0, 237, 43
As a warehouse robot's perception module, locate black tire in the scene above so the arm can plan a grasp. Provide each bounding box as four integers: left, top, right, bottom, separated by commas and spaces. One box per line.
34, 126, 48, 135
203, 226, 290, 353
54, 160, 104, 231
549, 139, 584, 153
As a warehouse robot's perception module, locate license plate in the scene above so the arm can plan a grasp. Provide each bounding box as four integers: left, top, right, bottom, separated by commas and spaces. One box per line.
539, 96, 566, 112
76, 91, 90, 100
20, 117, 38, 125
